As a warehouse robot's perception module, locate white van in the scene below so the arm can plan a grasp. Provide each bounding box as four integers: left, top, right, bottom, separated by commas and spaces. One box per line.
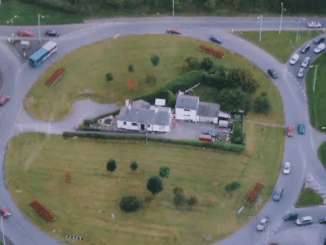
218, 120, 228, 128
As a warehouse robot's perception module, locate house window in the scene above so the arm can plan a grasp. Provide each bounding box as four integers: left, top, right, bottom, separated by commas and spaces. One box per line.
132, 123, 137, 126
123, 122, 126, 125
184, 109, 190, 112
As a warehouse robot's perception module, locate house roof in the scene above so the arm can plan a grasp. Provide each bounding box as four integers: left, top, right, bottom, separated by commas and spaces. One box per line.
175, 94, 199, 110
218, 111, 230, 119
197, 102, 220, 118
131, 100, 150, 109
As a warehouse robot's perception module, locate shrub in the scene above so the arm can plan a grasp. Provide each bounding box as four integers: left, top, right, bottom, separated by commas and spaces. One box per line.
200, 57, 214, 71
151, 54, 160, 66
106, 72, 113, 81
231, 121, 245, 144
130, 161, 138, 171
128, 64, 134, 72
253, 95, 271, 114
145, 74, 157, 85
164, 70, 205, 93
106, 159, 117, 172
187, 196, 198, 206
225, 181, 241, 192
173, 192, 186, 207
185, 56, 200, 71
159, 166, 170, 178
147, 176, 163, 195
119, 196, 142, 212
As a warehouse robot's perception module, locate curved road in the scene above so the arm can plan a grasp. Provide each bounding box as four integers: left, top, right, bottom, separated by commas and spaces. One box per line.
0, 16, 325, 245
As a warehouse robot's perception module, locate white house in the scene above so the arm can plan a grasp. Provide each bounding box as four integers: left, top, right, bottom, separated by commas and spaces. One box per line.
116, 99, 172, 132
175, 91, 199, 122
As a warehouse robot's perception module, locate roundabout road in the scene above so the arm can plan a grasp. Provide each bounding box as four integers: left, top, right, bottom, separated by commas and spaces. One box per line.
0, 16, 325, 245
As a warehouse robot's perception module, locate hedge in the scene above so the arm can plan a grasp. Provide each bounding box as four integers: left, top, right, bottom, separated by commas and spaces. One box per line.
62, 132, 245, 152
83, 109, 120, 126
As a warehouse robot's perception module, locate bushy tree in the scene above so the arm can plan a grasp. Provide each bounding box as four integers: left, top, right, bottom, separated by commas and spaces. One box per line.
106, 159, 117, 172
185, 57, 200, 71
147, 176, 163, 195
151, 54, 160, 66
253, 95, 271, 114
200, 57, 214, 71
187, 196, 198, 206
230, 122, 245, 144
227, 68, 258, 94
219, 88, 250, 113
159, 166, 170, 178
225, 181, 241, 192
130, 161, 138, 171
106, 72, 113, 81
173, 192, 186, 207
119, 196, 142, 212
173, 187, 184, 195
128, 64, 134, 72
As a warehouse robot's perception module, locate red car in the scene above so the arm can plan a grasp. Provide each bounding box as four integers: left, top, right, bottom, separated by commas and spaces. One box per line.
286, 126, 294, 137
0, 95, 9, 106
17, 28, 34, 37
166, 28, 181, 35
198, 134, 215, 143
1, 207, 11, 218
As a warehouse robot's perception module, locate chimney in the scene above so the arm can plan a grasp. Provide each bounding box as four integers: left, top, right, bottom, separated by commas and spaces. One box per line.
125, 99, 129, 107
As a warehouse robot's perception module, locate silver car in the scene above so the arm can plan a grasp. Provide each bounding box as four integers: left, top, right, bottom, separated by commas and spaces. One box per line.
257, 216, 270, 231
308, 21, 322, 28
283, 162, 291, 174
297, 68, 305, 78
301, 57, 310, 68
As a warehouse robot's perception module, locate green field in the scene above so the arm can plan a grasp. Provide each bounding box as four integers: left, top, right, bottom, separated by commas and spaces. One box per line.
295, 188, 324, 207
5, 127, 284, 245
306, 53, 326, 131
318, 141, 326, 168
234, 30, 322, 62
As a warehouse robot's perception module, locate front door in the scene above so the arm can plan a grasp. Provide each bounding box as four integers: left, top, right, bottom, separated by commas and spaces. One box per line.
141, 124, 145, 130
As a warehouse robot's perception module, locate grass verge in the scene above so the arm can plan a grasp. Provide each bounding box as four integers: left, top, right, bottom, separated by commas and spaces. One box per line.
234, 30, 322, 62
5, 126, 283, 245
318, 141, 326, 168
295, 188, 324, 207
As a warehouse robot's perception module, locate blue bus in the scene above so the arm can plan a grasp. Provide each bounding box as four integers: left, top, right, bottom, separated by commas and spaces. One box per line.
28, 41, 57, 67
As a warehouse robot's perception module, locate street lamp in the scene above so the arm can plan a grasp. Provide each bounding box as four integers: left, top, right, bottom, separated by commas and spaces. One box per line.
257, 15, 263, 42
296, 18, 306, 42
279, 2, 286, 34
310, 65, 318, 92
6, 15, 18, 37
38, 14, 44, 43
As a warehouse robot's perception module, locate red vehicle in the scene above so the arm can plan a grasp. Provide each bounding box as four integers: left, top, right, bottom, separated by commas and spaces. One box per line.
286, 126, 294, 137
199, 134, 215, 143
1, 207, 11, 218
0, 95, 9, 106
17, 28, 34, 37
166, 28, 181, 35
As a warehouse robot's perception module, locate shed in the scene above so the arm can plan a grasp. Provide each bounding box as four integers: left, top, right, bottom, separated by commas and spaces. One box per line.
218, 120, 229, 128
155, 98, 166, 107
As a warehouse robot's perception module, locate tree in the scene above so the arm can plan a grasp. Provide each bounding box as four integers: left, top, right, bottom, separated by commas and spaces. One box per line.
173, 192, 186, 207
128, 64, 134, 72
119, 196, 142, 212
200, 57, 214, 71
159, 166, 170, 178
185, 57, 199, 71
219, 88, 250, 113
106, 159, 117, 172
187, 196, 198, 206
150, 54, 160, 66
147, 176, 163, 195
106, 72, 113, 81
230, 122, 245, 144
225, 181, 241, 192
173, 186, 184, 195
130, 161, 138, 171
253, 95, 271, 114
226, 68, 258, 94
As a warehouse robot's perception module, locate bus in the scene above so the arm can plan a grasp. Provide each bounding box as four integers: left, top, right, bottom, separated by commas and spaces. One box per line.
28, 41, 57, 67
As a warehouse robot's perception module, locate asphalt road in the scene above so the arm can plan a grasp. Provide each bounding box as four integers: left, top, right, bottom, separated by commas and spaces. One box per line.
0, 16, 326, 245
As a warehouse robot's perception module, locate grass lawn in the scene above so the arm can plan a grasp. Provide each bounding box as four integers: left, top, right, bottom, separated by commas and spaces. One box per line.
25, 35, 281, 122
295, 188, 324, 207
5, 126, 284, 245
306, 53, 326, 131
234, 30, 322, 62
318, 141, 326, 168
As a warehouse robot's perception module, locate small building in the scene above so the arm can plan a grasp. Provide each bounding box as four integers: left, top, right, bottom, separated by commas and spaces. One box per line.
175, 91, 199, 122
196, 102, 220, 124
218, 120, 229, 128
218, 111, 230, 121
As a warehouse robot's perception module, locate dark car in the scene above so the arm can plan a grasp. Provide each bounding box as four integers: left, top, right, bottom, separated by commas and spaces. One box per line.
268, 69, 278, 79
273, 187, 284, 201
313, 37, 325, 44
45, 30, 59, 37
282, 211, 298, 221
166, 28, 181, 35
319, 216, 326, 224
298, 123, 306, 134
301, 45, 310, 53
210, 35, 222, 44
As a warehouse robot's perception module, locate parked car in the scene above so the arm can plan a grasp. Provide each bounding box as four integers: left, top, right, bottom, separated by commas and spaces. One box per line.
297, 67, 305, 78
0, 207, 11, 218
256, 216, 270, 231
301, 57, 311, 68
283, 162, 291, 175
273, 187, 284, 201
296, 216, 313, 226
298, 123, 306, 134
286, 126, 294, 137
301, 45, 310, 53
45, 30, 59, 37
319, 216, 326, 224
0, 95, 10, 106
209, 35, 222, 44
202, 130, 217, 138
289, 54, 300, 65
198, 134, 215, 143
17, 28, 34, 37
268, 69, 278, 79
314, 43, 326, 54
282, 211, 298, 221
308, 21, 322, 28
166, 28, 181, 35
313, 37, 325, 44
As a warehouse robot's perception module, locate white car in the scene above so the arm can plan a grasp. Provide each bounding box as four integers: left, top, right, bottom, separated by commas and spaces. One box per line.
314, 43, 326, 54
297, 68, 305, 78
289, 54, 299, 65
301, 57, 311, 68
283, 162, 291, 174
296, 216, 313, 226
308, 21, 322, 28
256, 216, 270, 231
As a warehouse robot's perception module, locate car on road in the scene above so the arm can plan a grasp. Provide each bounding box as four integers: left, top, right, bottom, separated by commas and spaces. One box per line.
314, 43, 326, 54
319, 216, 326, 224
0, 95, 10, 106
296, 216, 313, 226
298, 122, 306, 134
209, 35, 222, 44
268, 69, 278, 79
308, 21, 322, 28
45, 30, 59, 37
282, 211, 298, 221
202, 130, 217, 138
256, 216, 270, 231
0, 207, 11, 218
286, 125, 294, 137
301, 57, 311, 68
17, 28, 34, 37
283, 162, 291, 174
273, 187, 284, 201
166, 28, 181, 35
301, 45, 310, 53
313, 37, 325, 44
289, 54, 299, 65
297, 67, 305, 78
